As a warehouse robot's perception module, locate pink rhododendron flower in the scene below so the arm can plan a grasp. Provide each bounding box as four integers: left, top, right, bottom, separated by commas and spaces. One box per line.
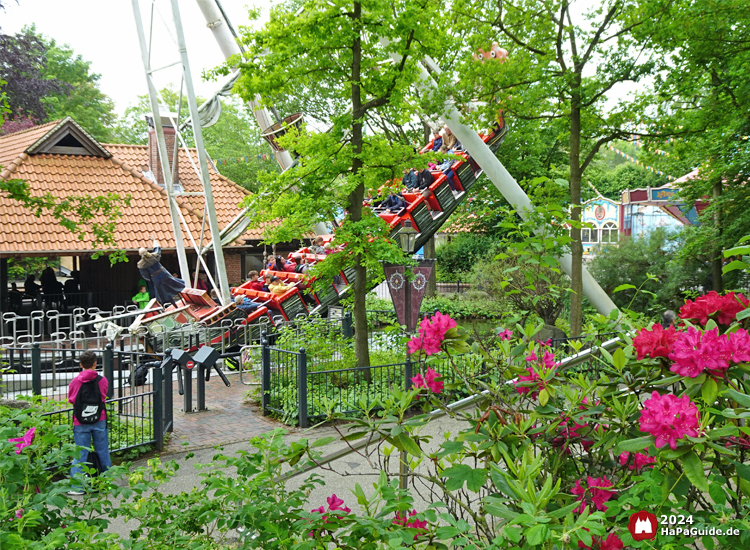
309, 494, 351, 535
411, 367, 443, 394
639, 391, 700, 449
407, 311, 457, 355
542, 350, 558, 369
669, 327, 731, 379
393, 510, 428, 539
633, 323, 679, 360
578, 533, 624, 550
537, 338, 552, 347
498, 329, 513, 340
8, 427, 36, 454
525, 350, 538, 362
514, 367, 541, 396
725, 329, 750, 364
619, 452, 656, 471
571, 476, 616, 514
15, 509, 23, 520
679, 291, 750, 326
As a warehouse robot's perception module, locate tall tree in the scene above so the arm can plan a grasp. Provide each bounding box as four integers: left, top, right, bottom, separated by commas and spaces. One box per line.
446, 0, 673, 335
643, 0, 750, 292
0, 27, 69, 124
227, 0, 448, 367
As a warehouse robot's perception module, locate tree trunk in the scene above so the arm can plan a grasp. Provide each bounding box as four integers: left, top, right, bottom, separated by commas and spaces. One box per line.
424, 235, 437, 298
348, 1, 370, 369
569, 94, 583, 337
712, 179, 724, 293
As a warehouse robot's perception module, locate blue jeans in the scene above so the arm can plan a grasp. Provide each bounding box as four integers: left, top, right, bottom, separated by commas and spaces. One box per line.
71, 420, 111, 487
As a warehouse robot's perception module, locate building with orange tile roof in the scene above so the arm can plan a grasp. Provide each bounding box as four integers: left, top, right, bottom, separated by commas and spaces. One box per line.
0, 117, 301, 310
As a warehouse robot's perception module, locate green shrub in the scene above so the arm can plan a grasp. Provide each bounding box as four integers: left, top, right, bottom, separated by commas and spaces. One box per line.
435, 233, 497, 281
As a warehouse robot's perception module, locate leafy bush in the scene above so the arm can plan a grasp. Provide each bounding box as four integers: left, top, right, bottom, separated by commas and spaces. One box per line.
421, 293, 503, 319
435, 233, 497, 282
589, 227, 711, 315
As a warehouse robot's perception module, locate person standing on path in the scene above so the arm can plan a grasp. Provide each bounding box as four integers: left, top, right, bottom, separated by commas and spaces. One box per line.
67, 350, 111, 495
138, 236, 186, 306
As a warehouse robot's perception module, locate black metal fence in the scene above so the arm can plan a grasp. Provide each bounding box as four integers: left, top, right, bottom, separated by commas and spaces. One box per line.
1, 342, 173, 452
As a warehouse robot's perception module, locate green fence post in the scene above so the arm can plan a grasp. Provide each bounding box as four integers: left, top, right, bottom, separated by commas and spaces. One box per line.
261, 331, 270, 416
103, 344, 114, 399
404, 356, 413, 391
298, 348, 308, 428
153, 364, 164, 451
31, 343, 42, 396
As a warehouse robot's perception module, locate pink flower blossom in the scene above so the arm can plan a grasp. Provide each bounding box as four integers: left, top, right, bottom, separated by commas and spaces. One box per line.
514, 367, 541, 396
542, 350, 558, 369
498, 329, 513, 340
571, 476, 616, 514
679, 291, 750, 326
669, 327, 731, 379
411, 367, 443, 394
309, 494, 351, 535
619, 452, 656, 471
578, 533, 624, 550
537, 338, 552, 347
725, 329, 750, 364
15, 509, 23, 520
8, 427, 36, 454
525, 350, 538, 362
639, 391, 701, 450
633, 323, 679, 360
407, 311, 457, 355
393, 510, 428, 539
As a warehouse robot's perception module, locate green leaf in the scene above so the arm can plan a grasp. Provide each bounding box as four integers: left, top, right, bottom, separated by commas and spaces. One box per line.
683, 451, 709, 493
503, 525, 522, 543
442, 464, 473, 491
614, 436, 655, 454
312, 436, 337, 447
525, 524, 549, 545
612, 348, 625, 370
737, 308, 750, 321
613, 284, 637, 293
466, 468, 488, 493
722, 260, 750, 275
437, 440, 465, 458
702, 378, 719, 405
726, 388, 750, 408
546, 501, 581, 519
538, 389, 549, 406
397, 433, 422, 457
709, 483, 727, 506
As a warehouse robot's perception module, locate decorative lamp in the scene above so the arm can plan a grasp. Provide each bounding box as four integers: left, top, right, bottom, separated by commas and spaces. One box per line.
398, 219, 418, 255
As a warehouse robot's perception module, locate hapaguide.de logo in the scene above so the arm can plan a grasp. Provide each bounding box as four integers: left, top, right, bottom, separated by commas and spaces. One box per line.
628, 511, 657, 541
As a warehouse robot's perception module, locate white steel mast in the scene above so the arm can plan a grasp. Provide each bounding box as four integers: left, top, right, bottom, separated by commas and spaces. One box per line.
131, 0, 231, 303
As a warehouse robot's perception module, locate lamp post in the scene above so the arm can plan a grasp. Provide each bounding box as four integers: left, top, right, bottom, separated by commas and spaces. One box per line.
383, 219, 433, 490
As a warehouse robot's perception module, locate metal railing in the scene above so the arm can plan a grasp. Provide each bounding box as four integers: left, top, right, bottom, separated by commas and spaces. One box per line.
2, 344, 173, 451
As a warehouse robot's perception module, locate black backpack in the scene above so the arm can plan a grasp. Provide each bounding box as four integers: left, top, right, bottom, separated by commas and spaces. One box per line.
74, 375, 104, 425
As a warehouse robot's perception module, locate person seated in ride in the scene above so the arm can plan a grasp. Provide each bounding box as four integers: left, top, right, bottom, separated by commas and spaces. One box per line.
268, 276, 294, 295
309, 236, 326, 255
431, 130, 443, 152
293, 256, 308, 274
436, 158, 458, 192
416, 168, 437, 214
381, 191, 407, 215
439, 126, 457, 154
246, 270, 264, 292
262, 273, 273, 292
234, 294, 262, 314
402, 168, 418, 190
283, 254, 298, 273
24, 274, 41, 298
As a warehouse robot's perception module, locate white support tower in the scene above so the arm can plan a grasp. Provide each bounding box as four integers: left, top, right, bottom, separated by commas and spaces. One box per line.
131, 0, 231, 304
194, 0, 330, 237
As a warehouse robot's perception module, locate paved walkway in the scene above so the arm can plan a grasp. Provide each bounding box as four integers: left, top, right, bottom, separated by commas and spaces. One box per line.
163, 371, 281, 453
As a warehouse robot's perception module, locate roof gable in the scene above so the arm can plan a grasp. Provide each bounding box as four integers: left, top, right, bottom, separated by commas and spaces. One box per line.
26, 117, 111, 158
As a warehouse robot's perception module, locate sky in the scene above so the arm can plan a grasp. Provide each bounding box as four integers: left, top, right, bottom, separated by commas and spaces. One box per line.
1, 0, 261, 115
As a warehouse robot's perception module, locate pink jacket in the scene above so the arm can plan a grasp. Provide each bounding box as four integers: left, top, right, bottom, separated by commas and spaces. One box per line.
68, 369, 108, 426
